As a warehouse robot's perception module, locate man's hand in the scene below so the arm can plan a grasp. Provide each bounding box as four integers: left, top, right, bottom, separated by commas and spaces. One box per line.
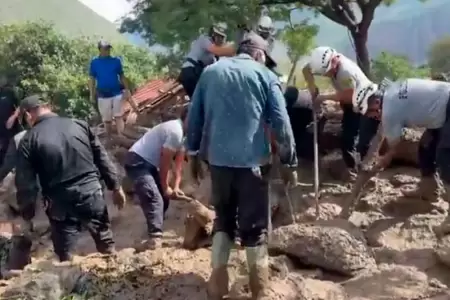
280, 166, 299, 187
126, 112, 138, 125
188, 155, 204, 184
173, 187, 185, 198
112, 187, 127, 210
165, 186, 174, 198
12, 218, 33, 236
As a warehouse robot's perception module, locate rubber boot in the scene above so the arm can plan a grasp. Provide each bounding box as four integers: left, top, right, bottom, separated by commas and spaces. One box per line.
246, 245, 270, 300
401, 175, 440, 202
207, 232, 232, 299
433, 184, 450, 238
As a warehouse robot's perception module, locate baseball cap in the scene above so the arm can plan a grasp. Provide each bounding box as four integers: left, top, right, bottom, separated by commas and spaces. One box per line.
19, 94, 47, 115
98, 40, 112, 49
239, 32, 277, 69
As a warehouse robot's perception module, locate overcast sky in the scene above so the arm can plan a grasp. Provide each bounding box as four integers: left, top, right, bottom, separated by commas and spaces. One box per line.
78, 0, 132, 23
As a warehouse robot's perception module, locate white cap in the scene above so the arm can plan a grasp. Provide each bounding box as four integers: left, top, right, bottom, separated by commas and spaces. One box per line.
257, 16, 274, 33
353, 82, 378, 115
308, 46, 338, 74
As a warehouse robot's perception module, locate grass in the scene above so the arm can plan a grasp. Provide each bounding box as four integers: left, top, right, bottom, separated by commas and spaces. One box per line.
0, 0, 127, 42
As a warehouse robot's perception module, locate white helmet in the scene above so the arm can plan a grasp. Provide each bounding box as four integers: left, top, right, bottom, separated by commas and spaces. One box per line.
353, 82, 379, 115
257, 16, 274, 34
309, 46, 338, 74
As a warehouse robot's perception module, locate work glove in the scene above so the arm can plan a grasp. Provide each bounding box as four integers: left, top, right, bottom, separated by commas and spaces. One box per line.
188, 154, 204, 185
112, 187, 127, 210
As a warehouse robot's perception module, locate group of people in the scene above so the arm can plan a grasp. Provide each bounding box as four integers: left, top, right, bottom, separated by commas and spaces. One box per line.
1, 14, 450, 300
173, 17, 450, 300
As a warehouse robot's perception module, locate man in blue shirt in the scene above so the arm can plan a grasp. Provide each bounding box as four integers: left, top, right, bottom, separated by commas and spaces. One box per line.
89, 40, 138, 137
186, 32, 297, 299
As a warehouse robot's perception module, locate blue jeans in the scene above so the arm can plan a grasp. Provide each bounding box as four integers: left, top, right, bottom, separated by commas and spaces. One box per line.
124, 152, 169, 237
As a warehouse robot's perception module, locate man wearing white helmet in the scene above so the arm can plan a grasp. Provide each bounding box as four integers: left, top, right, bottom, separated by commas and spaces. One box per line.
302, 46, 379, 179
354, 78, 450, 236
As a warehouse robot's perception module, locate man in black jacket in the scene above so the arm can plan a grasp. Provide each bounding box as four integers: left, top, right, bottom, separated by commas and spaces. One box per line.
0, 76, 22, 166
14, 95, 126, 262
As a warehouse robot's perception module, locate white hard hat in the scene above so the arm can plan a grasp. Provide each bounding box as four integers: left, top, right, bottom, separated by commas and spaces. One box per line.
257, 16, 274, 33
353, 82, 378, 115
309, 46, 338, 74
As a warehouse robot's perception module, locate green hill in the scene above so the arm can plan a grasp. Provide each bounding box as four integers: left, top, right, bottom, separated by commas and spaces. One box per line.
0, 0, 126, 42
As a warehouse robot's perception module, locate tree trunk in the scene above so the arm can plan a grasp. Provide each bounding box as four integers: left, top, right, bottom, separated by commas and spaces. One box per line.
350, 29, 371, 79
286, 54, 300, 87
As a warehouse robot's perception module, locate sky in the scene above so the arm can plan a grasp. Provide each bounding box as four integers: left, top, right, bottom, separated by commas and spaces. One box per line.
77, 0, 132, 24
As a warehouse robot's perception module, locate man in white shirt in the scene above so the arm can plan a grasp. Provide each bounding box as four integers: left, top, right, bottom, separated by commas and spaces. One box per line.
302, 46, 379, 179
124, 109, 187, 249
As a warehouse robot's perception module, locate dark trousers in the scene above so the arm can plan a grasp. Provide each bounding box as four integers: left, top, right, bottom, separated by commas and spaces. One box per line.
434, 98, 450, 184
124, 152, 169, 237
46, 183, 114, 262
341, 104, 380, 168
210, 165, 270, 247
178, 66, 202, 98
0, 137, 10, 167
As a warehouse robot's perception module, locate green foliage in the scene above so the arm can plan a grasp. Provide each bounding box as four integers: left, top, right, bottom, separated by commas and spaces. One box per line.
371, 52, 429, 82
428, 36, 450, 74
281, 22, 318, 62
0, 22, 157, 120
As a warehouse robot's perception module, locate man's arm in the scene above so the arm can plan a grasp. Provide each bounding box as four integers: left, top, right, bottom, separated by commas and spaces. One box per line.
185, 73, 206, 154
88, 60, 97, 101
0, 140, 18, 182
375, 121, 403, 169
160, 131, 184, 192
317, 88, 353, 104
266, 79, 297, 167
79, 120, 120, 190
302, 63, 318, 96
15, 138, 39, 221
173, 149, 185, 190
117, 59, 138, 112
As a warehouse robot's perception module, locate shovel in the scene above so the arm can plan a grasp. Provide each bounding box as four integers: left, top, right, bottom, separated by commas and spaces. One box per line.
311, 89, 321, 220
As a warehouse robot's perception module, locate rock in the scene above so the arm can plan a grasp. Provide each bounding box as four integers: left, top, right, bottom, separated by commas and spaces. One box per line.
269, 220, 376, 276
0, 173, 20, 218
0, 234, 32, 279
181, 200, 215, 250
435, 235, 450, 267
261, 274, 347, 300
298, 203, 342, 222
342, 264, 446, 300
390, 174, 419, 187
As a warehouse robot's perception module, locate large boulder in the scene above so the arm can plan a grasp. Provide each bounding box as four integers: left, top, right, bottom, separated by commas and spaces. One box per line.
269, 220, 376, 276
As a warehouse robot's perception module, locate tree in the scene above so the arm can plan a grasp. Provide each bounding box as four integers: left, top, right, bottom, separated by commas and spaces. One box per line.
428, 36, 450, 75
0, 22, 158, 120
280, 21, 318, 85
371, 52, 429, 82
121, 0, 425, 78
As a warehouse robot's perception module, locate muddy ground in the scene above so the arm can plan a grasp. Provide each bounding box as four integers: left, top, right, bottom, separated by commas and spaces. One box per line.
1, 152, 450, 299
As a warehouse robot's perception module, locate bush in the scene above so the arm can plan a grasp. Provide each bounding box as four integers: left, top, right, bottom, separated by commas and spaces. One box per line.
0, 21, 158, 120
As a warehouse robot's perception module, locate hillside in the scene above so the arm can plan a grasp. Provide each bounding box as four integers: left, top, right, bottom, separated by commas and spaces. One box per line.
0, 0, 127, 42
293, 0, 450, 64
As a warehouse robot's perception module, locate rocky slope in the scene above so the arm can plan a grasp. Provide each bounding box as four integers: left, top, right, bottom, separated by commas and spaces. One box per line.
0, 103, 450, 299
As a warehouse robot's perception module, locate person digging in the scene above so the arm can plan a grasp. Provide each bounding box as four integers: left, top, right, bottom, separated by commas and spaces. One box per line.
352, 78, 450, 237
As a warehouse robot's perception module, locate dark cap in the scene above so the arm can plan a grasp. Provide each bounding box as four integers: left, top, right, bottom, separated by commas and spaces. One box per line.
98, 40, 112, 49
20, 94, 46, 113
239, 32, 277, 69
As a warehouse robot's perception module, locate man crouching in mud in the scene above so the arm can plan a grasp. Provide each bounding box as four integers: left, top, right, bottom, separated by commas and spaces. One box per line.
124, 107, 188, 250
186, 32, 297, 299
14, 95, 126, 262
353, 79, 450, 238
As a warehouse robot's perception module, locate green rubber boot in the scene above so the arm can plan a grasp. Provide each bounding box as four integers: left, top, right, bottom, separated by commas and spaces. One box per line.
246, 245, 270, 300
207, 232, 232, 299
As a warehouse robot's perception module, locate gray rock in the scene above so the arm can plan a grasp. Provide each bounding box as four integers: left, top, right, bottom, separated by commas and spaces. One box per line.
269, 220, 376, 276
